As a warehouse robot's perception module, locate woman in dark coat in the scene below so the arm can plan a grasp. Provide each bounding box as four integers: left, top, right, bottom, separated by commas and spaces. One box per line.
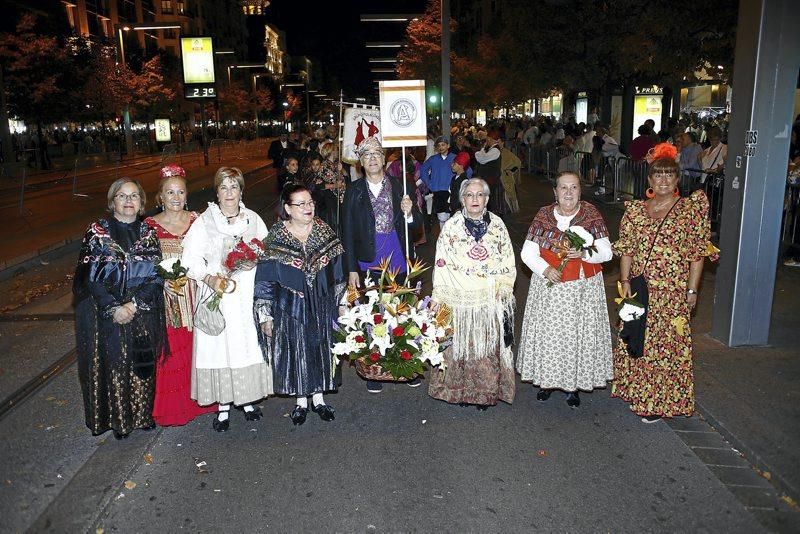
74, 178, 166, 439
254, 184, 346, 425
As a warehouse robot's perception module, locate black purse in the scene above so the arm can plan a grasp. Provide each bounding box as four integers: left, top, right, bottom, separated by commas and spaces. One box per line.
619, 199, 681, 358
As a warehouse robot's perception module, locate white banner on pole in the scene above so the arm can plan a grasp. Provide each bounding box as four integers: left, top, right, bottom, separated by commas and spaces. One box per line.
341, 107, 382, 164
378, 80, 427, 148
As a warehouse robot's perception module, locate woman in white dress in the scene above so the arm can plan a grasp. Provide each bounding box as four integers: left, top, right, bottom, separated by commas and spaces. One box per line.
181, 167, 271, 432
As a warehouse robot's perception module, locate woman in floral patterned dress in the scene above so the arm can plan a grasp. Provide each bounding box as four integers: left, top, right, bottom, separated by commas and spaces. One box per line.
428, 178, 517, 409
145, 165, 217, 426
612, 146, 719, 423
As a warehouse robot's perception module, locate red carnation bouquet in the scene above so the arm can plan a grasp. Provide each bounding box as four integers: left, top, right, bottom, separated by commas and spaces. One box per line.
205, 238, 266, 312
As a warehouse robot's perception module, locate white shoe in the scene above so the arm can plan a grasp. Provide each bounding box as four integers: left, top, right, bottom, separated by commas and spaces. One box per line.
783, 259, 800, 267
641, 415, 662, 424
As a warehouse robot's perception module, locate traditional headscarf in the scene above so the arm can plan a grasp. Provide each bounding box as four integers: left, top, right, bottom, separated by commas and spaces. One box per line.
160, 164, 186, 179
356, 136, 383, 158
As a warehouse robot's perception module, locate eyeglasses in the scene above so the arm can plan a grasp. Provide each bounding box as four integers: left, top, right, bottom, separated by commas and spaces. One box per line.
361, 152, 383, 160
115, 193, 141, 202
289, 200, 315, 208
463, 192, 487, 199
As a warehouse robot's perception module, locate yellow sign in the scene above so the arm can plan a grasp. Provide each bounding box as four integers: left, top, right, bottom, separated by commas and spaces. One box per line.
181, 37, 215, 84
155, 119, 171, 142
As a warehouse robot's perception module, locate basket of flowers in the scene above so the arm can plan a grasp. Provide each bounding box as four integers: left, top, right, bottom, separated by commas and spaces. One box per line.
332, 256, 452, 381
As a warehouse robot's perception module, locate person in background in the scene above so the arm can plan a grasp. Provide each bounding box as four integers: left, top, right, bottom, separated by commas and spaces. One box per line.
629, 125, 655, 162
474, 132, 506, 216
74, 178, 166, 439
498, 138, 522, 213
420, 136, 457, 235
449, 151, 472, 213
277, 156, 300, 192
268, 130, 295, 170
699, 127, 727, 183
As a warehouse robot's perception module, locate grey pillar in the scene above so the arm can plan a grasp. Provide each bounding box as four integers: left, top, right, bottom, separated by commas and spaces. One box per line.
711, 0, 800, 346
441, 0, 451, 139
620, 84, 635, 151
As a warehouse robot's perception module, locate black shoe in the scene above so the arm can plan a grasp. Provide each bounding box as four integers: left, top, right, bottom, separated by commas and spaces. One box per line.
566, 392, 580, 408
141, 422, 156, 431
406, 377, 422, 388
243, 405, 262, 421
641, 415, 662, 424
290, 406, 308, 426
536, 389, 552, 401
458, 402, 470, 408
212, 415, 229, 432
366, 380, 383, 393
113, 430, 129, 440
476, 404, 490, 411
311, 403, 335, 422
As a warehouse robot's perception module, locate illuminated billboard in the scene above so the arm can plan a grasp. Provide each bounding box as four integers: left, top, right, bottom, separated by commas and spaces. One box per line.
181, 37, 215, 84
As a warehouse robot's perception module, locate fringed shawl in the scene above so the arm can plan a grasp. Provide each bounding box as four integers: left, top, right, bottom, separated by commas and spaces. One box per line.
432, 212, 516, 363
526, 201, 609, 252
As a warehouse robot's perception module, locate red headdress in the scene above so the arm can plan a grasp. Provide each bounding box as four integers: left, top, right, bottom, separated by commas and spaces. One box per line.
646, 143, 678, 163
160, 164, 186, 179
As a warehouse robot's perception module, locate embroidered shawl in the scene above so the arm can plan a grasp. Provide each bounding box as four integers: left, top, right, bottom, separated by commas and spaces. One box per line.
526, 201, 609, 251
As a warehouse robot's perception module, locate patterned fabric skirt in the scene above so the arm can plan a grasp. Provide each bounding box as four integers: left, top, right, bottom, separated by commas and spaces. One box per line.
516, 273, 613, 391
153, 326, 217, 426
358, 231, 407, 273
611, 286, 695, 417
428, 344, 515, 406
192, 362, 271, 407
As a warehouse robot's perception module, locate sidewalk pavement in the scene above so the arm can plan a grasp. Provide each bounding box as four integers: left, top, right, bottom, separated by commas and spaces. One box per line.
0, 141, 275, 274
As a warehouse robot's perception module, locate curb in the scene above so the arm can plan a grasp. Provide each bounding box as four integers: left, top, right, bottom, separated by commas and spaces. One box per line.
0, 163, 274, 279
695, 398, 799, 503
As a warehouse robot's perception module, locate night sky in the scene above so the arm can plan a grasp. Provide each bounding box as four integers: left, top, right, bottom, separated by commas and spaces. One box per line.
247, 0, 428, 100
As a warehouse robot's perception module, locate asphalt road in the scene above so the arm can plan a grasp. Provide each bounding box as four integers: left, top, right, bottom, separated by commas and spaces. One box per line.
0, 169, 789, 532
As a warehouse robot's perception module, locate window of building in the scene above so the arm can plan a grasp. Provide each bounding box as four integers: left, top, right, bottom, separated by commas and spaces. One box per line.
63, 2, 77, 31
161, 0, 173, 15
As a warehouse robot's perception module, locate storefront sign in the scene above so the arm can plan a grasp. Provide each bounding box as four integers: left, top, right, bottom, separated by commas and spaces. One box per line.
155, 119, 171, 142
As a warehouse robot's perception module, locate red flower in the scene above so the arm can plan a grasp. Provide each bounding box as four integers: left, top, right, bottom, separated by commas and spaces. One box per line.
355, 335, 365, 343
369, 352, 380, 362
373, 314, 383, 324
421, 324, 428, 333
400, 350, 412, 360
392, 326, 405, 337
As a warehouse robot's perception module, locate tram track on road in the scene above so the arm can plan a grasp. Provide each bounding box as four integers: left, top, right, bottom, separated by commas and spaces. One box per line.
0, 346, 77, 420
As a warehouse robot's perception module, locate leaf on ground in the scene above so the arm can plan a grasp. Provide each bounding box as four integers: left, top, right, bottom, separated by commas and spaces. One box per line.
143, 453, 153, 464
780, 494, 798, 509
96, 528, 104, 534
124, 480, 136, 490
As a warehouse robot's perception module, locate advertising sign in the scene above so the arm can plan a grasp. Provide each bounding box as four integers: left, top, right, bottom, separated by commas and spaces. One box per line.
341, 106, 381, 164
155, 119, 171, 142
378, 80, 427, 148
181, 37, 215, 84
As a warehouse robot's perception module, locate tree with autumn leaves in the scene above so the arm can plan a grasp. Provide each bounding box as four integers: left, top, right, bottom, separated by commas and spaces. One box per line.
399, 0, 737, 113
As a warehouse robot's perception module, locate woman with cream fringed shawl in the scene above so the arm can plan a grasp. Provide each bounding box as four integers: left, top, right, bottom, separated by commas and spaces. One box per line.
428, 178, 517, 410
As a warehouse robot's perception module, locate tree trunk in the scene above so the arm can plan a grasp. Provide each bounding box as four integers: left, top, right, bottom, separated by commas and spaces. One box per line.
0, 67, 14, 170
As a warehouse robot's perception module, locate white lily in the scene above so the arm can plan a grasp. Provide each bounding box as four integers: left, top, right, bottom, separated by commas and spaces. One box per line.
568, 225, 595, 247
619, 302, 646, 322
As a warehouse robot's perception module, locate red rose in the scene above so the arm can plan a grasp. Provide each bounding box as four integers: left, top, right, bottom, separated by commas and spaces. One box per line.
355, 335, 365, 343
373, 314, 383, 324
421, 324, 428, 333
369, 352, 380, 362
392, 326, 405, 337
400, 350, 412, 360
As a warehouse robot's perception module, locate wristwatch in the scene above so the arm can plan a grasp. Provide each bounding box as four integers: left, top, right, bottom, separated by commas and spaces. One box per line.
687, 289, 698, 295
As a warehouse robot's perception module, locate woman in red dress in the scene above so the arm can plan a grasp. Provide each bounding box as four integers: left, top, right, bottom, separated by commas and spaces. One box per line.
146, 165, 217, 425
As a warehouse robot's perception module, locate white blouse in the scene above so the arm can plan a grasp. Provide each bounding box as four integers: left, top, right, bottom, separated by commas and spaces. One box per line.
521, 207, 612, 278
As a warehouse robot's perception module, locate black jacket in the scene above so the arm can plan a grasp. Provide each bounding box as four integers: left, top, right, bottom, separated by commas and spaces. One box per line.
268, 140, 296, 169
341, 175, 422, 273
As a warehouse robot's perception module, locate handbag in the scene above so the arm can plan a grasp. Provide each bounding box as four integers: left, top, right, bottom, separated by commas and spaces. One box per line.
619, 199, 681, 358
194, 290, 226, 336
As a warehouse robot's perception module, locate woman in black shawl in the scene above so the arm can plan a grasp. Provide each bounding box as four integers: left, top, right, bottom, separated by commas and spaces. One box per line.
254, 184, 346, 425
74, 178, 166, 439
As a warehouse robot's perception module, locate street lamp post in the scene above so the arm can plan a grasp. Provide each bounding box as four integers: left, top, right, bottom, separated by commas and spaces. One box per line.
115, 23, 182, 158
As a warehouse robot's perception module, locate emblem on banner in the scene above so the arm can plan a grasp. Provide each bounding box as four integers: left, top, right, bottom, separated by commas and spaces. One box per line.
390, 99, 417, 128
